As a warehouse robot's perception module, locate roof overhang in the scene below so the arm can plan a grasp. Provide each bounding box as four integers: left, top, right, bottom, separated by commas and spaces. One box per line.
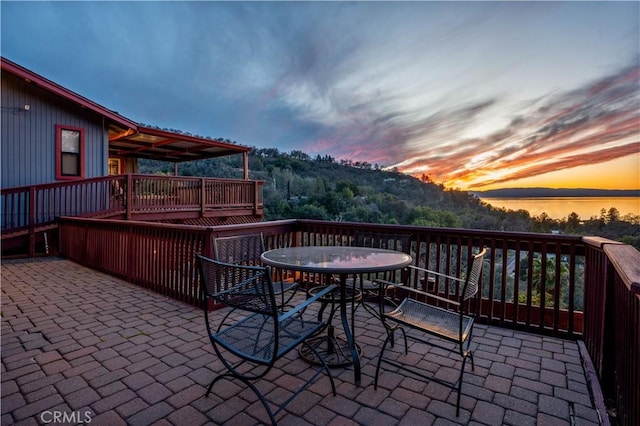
1, 57, 137, 129
2, 57, 251, 164
108, 125, 250, 162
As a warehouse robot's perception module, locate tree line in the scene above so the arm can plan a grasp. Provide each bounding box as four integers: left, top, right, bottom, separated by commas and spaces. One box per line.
140, 147, 640, 249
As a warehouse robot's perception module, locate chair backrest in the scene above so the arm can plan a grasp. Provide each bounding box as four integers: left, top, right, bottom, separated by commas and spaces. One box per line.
213, 233, 265, 266
461, 247, 487, 303
355, 232, 413, 284
355, 232, 412, 254
196, 254, 277, 316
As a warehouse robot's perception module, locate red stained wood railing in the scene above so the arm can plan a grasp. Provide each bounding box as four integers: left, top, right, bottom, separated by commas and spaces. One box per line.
126, 174, 263, 220
58, 217, 212, 306
583, 238, 640, 426
57, 218, 299, 307
2, 176, 127, 255
57, 218, 587, 337
294, 220, 586, 338
1, 175, 126, 231
1, 174, 264, 255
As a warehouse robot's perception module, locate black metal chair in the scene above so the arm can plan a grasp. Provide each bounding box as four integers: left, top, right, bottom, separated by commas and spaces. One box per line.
196, 254, 337, 426
374, 247, 487, 416
352, 232, 413, 321
213, 233, 299, 309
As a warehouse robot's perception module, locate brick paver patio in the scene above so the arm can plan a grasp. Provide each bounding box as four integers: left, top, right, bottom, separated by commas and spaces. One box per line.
1, 258, 602, 425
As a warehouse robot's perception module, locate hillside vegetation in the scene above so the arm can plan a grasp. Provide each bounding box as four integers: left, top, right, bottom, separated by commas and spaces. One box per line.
140, 148, 640, 248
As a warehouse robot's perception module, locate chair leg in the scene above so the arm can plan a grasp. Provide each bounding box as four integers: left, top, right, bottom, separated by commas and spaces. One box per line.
400, 327, 408, 353
280, 284, 285, 309
207, 371, 279, 425
456, 355, 472, 417
205, 376, 217, 396
374, 333, 392, 390
381, 323, 407, 352
303, 341, 337, 396
244, 377, 278, 426
207, 372, 236, 396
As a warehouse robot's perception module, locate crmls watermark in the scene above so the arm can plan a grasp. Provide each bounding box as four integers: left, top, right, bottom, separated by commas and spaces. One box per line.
40, 410, 93, 424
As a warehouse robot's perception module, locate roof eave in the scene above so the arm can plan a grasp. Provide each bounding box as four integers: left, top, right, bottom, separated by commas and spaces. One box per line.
136, 126, 251, 154
1, 57, 138, 129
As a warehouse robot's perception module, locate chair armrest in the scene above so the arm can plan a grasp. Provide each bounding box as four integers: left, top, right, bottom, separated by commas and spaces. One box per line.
384, 282, 461, 307
371, 277, 396, 287
279, 284, 338, 321
408, 265, 465, 283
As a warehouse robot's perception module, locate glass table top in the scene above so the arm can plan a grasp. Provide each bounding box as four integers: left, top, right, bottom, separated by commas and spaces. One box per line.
261, 246, 412, 274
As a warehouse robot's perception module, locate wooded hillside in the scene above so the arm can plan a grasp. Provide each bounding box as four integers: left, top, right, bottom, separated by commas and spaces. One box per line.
140, 147, 640, 248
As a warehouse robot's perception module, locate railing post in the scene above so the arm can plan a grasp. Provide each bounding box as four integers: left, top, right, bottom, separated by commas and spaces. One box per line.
126, 174, 133, 220
127, 222, 135, 282
203, 228, 214, 259
253, 181, 259, 215
28, 186, 35, 257
243, 152, 249, 180
200, 178, 206, 218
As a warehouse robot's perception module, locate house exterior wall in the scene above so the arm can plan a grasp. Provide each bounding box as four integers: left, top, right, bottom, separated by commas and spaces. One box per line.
1, 72, 108, 188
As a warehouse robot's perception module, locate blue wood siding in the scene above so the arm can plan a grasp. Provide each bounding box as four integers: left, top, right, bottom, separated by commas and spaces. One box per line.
1, 72, 108, 188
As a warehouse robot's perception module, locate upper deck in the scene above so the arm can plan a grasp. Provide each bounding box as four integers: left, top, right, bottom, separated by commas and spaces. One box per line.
1, 174, 264, 256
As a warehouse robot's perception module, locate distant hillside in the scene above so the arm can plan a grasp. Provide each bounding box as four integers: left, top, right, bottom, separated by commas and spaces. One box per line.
472, 188, 640, 198
139, 147, 640, 248
139, 148, 500, 228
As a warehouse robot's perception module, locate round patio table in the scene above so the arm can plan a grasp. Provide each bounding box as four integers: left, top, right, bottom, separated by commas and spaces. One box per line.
261, 245, 412, 386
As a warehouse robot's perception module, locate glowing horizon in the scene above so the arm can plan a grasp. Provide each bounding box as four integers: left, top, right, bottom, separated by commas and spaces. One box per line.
424, 153, 640, 192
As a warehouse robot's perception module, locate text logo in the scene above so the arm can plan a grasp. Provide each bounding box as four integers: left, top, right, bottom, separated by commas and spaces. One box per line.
40, 410, 93, 424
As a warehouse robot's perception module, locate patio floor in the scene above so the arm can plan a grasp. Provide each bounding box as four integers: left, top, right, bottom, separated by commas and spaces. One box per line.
1, 257, 603, 425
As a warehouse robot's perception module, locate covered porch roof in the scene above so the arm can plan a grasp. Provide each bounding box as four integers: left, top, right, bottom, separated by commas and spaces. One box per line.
108, 125, 250, 163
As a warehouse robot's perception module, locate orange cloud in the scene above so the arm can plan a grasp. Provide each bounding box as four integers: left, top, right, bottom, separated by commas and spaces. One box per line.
397, 63, 640, 189
301, 59, 638, 191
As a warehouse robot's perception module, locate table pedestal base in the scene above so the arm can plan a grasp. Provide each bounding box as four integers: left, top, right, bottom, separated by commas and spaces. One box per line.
299, 326, 362, 368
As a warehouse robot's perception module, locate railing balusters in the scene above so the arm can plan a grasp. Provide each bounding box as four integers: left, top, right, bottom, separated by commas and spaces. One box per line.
539, 241, 548, 331
553, 243, 562, 334
500, 239, 509, 323
487, 238, 497, 322
2, 174, 264, 245
513, 241, 521, 327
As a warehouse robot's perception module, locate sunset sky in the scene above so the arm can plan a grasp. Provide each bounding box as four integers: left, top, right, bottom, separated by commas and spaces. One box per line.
2, 1, 638, 191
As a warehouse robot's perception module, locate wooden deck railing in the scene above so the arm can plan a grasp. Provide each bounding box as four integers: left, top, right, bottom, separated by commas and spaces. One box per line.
295, 220, 588, 338
56, 217, 639, 425
1, 174, 264, 255
583, 238, 639, 426
56, 218, 298, 306
1, 175, 126, 231
2, 176, 127, 255
124, 174, 264, 220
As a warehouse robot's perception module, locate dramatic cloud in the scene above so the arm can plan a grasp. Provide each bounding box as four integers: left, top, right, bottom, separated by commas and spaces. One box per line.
390, 62, 640, 188
2, 1, 638, 189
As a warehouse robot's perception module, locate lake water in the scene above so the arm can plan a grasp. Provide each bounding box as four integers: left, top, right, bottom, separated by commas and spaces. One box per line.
478, 197, 640, 220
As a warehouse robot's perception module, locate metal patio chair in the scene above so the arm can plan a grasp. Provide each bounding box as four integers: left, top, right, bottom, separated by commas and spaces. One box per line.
213, 233, 299, 309
374, 247, 487, 416
305, 233, 412, 344
352, 232, 413, 320
196, 254, 337, 426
